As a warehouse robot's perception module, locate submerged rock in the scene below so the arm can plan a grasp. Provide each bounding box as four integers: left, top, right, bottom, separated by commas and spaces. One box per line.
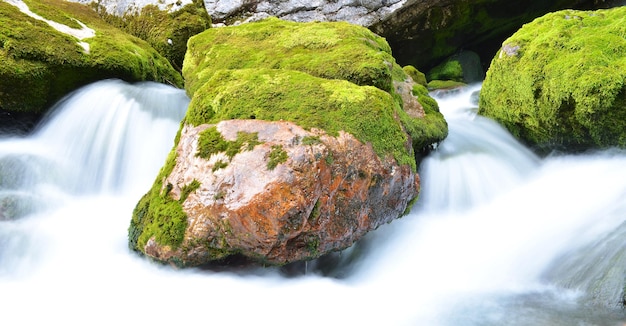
0, 0, 181, 116
479, 7, 626, 153
129, 19, 446, 267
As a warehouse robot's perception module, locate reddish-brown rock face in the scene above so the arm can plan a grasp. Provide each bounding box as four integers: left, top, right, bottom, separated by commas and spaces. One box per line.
143, 119, 419, 266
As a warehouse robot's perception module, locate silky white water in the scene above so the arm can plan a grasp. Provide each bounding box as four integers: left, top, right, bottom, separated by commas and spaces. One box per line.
0, 81, 624, 325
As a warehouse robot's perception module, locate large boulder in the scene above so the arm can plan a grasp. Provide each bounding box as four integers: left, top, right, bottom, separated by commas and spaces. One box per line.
0, 0, 182, 116
478, 7, 626, 153
129, 18, 447, 267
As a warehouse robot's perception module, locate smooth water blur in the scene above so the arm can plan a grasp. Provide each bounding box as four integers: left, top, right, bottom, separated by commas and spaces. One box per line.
0, 81, 624, 325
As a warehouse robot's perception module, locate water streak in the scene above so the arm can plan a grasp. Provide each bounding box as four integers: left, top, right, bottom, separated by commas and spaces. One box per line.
0, 81, 624, 326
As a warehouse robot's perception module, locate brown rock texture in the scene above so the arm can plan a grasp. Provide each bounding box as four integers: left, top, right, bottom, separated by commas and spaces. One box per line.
144, 119, 419, 266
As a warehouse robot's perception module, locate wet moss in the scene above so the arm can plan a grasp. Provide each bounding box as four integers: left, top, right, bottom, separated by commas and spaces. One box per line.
479, 7, 626, 151
0, 0, 182, 114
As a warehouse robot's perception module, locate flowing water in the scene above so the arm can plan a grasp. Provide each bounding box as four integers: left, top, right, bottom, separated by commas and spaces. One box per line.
0, 80, 624, 325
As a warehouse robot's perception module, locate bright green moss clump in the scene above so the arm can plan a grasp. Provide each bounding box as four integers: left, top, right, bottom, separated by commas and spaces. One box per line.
186, 68, 415, 169
183, 17, 396, 96
196, 127, 261, 159
129, 150, 187, 251
479, 7, 626, 152
0, 0, 182, 115
401, 84, 447, 156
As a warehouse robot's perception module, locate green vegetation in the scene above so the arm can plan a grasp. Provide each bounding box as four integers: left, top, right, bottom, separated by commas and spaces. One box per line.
183, 17, 397, 96
212, 160, 229, 171
0, 0, 182, 115
479, 7, 626, 151
427, 59, 463, 82
186, 68, 416, 169
427, 80, 467, 90
196, 127, 261, 159
301, 136, 322, 145
400, 84, 448, 156
91, 0, 211, 71
402, 65, 427, 86
267, 145, 288, 170
179, 179, 201, 203
129, 150, 187, 251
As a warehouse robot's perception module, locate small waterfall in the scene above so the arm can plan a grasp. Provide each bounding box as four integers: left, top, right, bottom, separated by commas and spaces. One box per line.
417, 85, 541, 212
32, 79, 188, 194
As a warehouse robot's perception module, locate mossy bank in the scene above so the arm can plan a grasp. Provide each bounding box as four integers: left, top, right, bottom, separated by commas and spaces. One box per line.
479, 7, 626, 152
0, 0, 182, 116
91, 0, 211, 71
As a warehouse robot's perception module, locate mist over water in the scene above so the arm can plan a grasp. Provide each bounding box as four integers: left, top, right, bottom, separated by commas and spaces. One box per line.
0, 81, 624, 325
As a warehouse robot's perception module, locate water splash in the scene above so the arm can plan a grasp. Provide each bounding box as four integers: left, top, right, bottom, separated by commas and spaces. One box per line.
0, 81, 624, 326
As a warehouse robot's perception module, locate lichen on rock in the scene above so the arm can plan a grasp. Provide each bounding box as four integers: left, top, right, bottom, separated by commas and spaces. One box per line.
479, 7, 626, 153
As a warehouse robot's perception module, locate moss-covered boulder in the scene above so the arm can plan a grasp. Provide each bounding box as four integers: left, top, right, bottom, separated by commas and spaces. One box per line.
92, 0, 211, 71
183, 17, 398, 96
0, 0, 182, 116
479, 7, 626, 152
129, 18, 447, 267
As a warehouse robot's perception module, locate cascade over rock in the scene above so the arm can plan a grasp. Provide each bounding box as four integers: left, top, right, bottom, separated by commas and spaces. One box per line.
479, 7, 626, 153
0, 0, 182, 117
129, 18, 446, 266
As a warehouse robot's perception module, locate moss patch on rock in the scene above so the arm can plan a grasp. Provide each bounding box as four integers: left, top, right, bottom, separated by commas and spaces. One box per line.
186, 68, 415, 169
479, 7, 626, 152
427, 59, 464, 82
0, 0, 182, 115
183, 17, 397, 96
401, 84, 447, 156
402, 65, 427, 86
197, 126, 262, 159
129, 149, 187, 252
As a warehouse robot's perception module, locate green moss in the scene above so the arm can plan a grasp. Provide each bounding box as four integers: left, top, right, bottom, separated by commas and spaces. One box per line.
179, 179, 201, 203
129, 144, 187, 252
186, 68, 415, 170
183, 17, 397, 96
93, 0, 211, 71
0, 0, 182, 114
212, 159, 229, 171
427, 80, 467, 90
22, 0, 83, 29
305, 234, 320, 256
302, 136, 322, 145
196, 126, 261, 159
427, 59, 464, 82
267, 145, 288, 170
479, 7, 626, 151
403, 65, 427, 86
